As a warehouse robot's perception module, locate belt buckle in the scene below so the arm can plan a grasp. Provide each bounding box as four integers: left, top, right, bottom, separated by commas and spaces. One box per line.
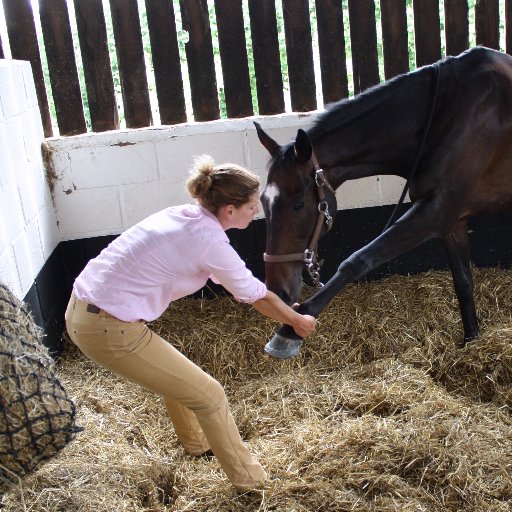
86, 304, 101, 314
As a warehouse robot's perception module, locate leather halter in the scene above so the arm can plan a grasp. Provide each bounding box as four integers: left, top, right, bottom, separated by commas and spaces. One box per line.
263, 153, 335, 287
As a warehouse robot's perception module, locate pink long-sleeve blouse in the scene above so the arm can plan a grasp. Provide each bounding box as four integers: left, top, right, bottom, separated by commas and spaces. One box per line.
73, 204, 267, 322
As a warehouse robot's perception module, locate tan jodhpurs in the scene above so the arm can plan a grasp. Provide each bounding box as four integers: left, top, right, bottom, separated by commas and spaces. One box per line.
65, 293, 266, 492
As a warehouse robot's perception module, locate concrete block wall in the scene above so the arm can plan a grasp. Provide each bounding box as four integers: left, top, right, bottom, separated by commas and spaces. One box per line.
0, 60, 58, 300
45, 114, 408, 242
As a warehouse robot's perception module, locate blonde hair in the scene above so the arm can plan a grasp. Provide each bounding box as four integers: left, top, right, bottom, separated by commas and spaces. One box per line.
186, 155, 260, 214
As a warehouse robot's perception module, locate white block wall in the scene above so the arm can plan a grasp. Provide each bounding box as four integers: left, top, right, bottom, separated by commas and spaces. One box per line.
0, 60, 58, 300
0, 59, 407, 301
46, 114, 407, 241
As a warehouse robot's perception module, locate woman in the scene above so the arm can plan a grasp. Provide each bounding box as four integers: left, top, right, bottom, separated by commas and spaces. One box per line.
65, 155, 316, 493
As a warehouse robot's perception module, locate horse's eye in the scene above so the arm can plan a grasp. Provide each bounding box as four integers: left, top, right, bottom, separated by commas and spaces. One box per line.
294, 201, 305, 211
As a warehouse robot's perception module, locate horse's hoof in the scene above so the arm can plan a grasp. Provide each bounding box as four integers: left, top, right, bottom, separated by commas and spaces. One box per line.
264, 333, 303, 359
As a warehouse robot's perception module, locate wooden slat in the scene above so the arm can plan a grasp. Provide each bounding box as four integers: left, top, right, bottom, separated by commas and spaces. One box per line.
475, 0, 500, 50
109, 0, 152, 128
5, 0, 509, 138
214, 0, 253, 118
315, 0, 348, 104
73, 0, 119, 132
507, 0, 512, 55
39, 0, 86, 136
3, 0, 53, 137
380, 0, 409, 79
348, 0, 379, 94
145, 0, 187, 124
444, 0, 469, 56
248, 0, 285, 115
413, 0, 442, 67
179, 0, 220, 122
282, 0, 316, 112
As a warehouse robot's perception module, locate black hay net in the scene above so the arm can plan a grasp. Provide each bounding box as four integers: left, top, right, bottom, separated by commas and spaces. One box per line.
0, 283, 83, 493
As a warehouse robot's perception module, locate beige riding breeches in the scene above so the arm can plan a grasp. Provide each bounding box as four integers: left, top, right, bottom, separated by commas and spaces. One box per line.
65, 292, 266, 491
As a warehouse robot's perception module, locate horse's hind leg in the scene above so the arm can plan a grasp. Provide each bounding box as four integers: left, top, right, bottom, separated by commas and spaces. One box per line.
441, 219, 479, 345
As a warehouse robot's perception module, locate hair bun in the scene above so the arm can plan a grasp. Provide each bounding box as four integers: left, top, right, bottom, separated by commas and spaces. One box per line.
185, 155, 260, 213
187, 155, 215, 198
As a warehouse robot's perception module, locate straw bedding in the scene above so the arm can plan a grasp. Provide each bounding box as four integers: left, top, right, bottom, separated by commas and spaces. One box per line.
1, 267, 511, 511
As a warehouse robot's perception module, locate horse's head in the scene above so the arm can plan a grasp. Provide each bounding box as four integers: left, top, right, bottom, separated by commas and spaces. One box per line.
255, 122, 337, 305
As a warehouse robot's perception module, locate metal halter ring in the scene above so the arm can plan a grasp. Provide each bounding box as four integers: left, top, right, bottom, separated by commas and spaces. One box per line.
318, 200, 333, 227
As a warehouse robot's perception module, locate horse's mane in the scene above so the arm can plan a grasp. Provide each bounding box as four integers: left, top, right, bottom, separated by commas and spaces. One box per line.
268, 52, 471, 171
308, 55, 456, 140
308, 72, 417, 140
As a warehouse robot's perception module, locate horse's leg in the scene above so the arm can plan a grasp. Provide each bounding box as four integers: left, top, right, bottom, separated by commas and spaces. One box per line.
440, 219, 479, 345
277, 200, 453, 338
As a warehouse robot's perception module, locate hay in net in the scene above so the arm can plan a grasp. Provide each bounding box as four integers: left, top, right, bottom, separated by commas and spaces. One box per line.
1, 268, 511, 511
0, 282, 80, 494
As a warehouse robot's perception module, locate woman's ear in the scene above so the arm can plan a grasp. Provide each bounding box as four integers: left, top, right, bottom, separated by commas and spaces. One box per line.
216, 204, 236, 228
221, 204, 234, 216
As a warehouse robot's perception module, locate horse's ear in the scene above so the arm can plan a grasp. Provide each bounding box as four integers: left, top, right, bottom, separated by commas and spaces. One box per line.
254, 121, 280, 157
294, 129, 313, 163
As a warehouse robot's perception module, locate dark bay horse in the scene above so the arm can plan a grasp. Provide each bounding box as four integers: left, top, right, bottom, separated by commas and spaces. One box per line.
255, 46, 512, 357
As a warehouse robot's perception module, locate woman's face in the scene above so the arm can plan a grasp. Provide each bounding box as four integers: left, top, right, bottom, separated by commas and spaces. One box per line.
230, 190, 261, 229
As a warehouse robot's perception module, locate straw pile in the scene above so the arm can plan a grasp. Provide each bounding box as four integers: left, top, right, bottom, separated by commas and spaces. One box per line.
0, 283, 79, 496
1, 267, 510, 511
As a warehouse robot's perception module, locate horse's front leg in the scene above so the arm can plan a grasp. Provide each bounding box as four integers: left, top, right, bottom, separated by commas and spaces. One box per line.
265, 201, 444, 357
440, 219, 479, 345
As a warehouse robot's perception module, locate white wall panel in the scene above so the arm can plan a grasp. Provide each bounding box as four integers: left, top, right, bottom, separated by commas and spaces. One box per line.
0, 60, 57, 299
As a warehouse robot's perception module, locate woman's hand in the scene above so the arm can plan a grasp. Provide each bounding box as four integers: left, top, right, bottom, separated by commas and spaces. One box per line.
252, 291, 317, 338
291, 313, 317, 338
290, 302, 316, 337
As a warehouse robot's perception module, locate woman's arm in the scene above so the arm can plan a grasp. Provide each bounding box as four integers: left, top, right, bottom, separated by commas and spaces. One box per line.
202, 242, 316, 336
251, 290, 316, 338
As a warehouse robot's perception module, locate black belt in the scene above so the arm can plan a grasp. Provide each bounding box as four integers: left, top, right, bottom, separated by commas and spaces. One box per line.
86, 304, 101, 314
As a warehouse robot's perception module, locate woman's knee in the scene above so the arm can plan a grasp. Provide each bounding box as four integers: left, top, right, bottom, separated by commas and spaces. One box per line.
198, 376, 228, 413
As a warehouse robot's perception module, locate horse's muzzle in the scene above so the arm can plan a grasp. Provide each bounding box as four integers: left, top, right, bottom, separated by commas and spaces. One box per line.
264, 332, 303, 358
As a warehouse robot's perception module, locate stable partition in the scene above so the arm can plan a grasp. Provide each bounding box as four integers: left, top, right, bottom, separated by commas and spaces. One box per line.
2, 59, 512, 355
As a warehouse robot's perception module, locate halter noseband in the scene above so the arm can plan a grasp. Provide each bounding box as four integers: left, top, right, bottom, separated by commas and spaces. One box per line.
263, 153, 335, 287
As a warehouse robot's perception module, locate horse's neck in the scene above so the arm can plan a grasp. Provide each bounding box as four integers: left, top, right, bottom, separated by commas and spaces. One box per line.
313, 131, 405, 191
311, 72, 431, 190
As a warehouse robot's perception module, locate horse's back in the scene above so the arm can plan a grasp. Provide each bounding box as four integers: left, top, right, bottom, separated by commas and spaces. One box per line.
452, 47, 512, 107
445, 48, 512, 214
453, 45, 512, 70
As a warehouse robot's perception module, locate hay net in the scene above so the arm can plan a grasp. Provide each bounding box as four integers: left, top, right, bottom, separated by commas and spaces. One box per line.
0, 282, 81, 493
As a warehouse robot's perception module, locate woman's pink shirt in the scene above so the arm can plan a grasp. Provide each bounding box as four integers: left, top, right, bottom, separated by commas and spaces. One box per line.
73, 205, 267, 322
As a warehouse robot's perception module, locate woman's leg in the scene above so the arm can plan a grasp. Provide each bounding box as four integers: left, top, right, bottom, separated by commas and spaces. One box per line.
65, 294, 266, 491
164, 398, 209, 455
